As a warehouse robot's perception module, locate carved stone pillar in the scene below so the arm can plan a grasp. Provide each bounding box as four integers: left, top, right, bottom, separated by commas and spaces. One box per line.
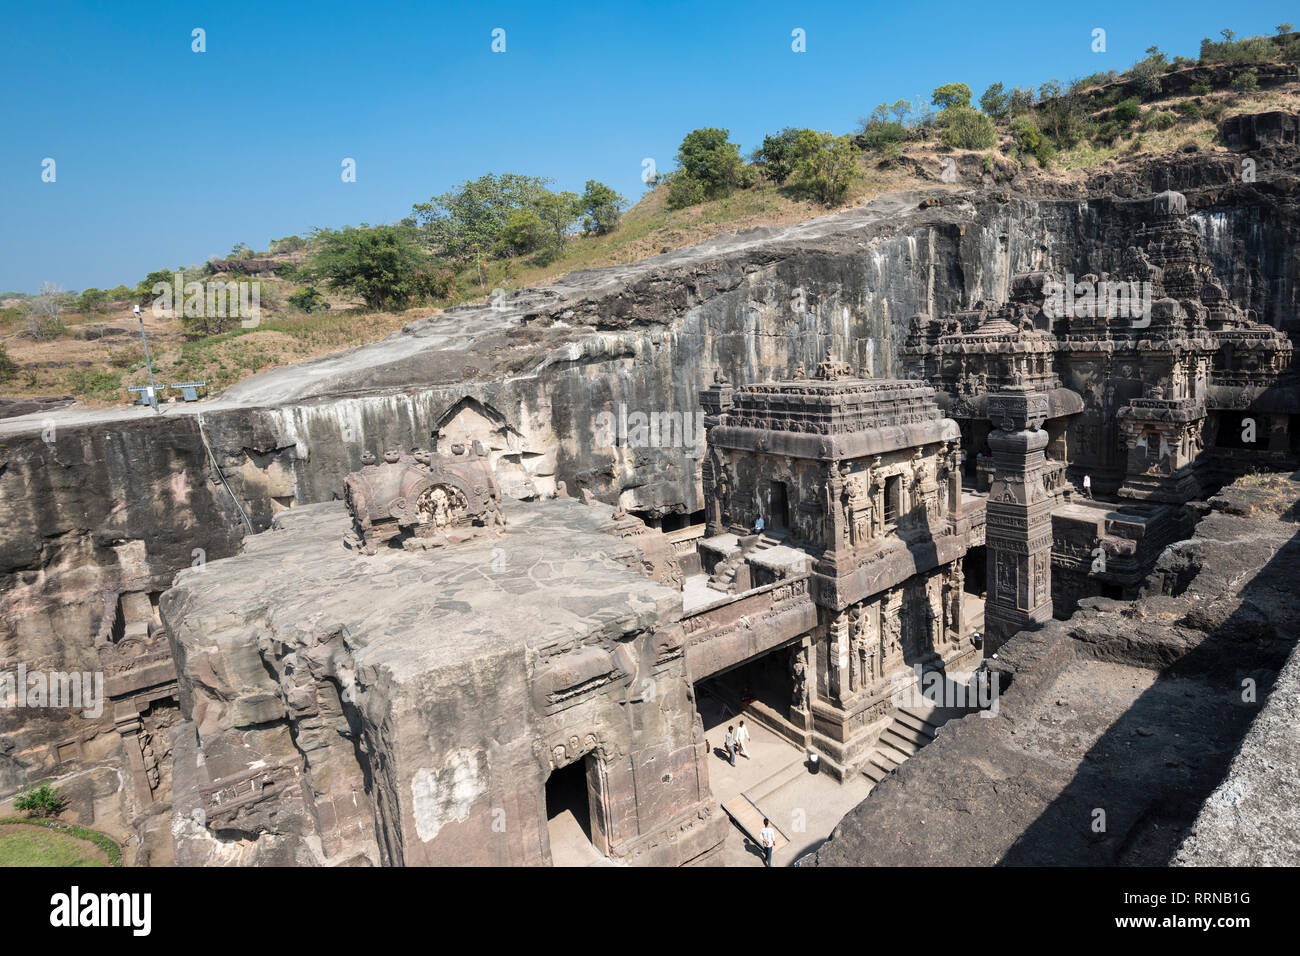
984, 389, 1054, 654
699, 380, 734, 536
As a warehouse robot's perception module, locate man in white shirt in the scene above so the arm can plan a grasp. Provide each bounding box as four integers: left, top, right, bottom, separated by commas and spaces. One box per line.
759, 818, 776, 867
735, 719, 751, 759
1083, 474, 1093, 499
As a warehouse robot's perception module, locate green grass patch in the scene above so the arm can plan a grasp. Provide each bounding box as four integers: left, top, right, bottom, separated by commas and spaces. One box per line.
0, 817, 121, 867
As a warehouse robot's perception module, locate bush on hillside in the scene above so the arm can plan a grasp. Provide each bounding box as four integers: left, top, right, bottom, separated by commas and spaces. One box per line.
0, 343, 15, 383
1011, 118, 1054, 167
789, 130, 860, 205
938, 106, 997, 150
310, 225, 428, 310
666, 128, 750, 209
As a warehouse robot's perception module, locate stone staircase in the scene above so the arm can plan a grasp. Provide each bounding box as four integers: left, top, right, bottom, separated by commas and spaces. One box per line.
709, 533, 784, 589
862, 706, 944, 784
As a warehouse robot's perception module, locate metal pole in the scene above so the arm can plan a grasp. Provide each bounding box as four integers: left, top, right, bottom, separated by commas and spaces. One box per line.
135, 305, 159, 412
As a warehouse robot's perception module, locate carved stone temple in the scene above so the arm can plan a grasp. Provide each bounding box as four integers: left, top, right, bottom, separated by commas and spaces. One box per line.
150, 188, 1297, 867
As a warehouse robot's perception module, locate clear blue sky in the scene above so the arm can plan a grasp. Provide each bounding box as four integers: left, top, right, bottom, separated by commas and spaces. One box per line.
0, 0, 1293, 293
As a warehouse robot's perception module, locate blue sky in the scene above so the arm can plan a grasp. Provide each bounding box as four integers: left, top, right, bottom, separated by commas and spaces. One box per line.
0, 0, 1294, 293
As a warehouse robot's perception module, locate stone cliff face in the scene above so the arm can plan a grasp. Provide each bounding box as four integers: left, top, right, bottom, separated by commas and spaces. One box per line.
1, 133, 1298, 856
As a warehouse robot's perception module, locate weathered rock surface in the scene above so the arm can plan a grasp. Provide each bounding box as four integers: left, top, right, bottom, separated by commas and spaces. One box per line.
164, 497, 724, 866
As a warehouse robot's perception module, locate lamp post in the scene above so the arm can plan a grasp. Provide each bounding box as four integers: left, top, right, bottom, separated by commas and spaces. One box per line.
134, 303, 159, 412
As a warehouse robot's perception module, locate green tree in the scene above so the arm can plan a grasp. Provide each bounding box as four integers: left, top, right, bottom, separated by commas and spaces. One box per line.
579, 180, 626, 235
1007, 86, 1036, 116
310, 225, 427, 310
667, 128, 748, 208
412, 173, 553, 285
78, 287, 110, 314
979, 82, 1009, 120
106, 285, 134, 303
931, 82, 973, 110
137, 269, 176, 303
754, 128, 804, 184
497, 208, 546, 256
791, 130, 860, 205
532, 189, 581, 262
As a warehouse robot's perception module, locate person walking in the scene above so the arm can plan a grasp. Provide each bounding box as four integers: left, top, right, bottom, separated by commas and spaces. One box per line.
724, 725, 737, 766
759, 818, 776, 867
1082, 473, 1093, 499
735, 719, 751, 759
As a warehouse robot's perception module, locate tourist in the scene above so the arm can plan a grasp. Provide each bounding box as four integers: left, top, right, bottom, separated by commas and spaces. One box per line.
753, 515, 765, 535
1083, 474, 1093, 499
759, 818, 776, 867
724, 725, 737, 766
735, 719, 751, 759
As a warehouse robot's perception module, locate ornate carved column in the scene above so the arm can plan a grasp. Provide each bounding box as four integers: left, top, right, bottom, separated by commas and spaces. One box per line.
984, 388, 1054, 654
698, 377, 734, 536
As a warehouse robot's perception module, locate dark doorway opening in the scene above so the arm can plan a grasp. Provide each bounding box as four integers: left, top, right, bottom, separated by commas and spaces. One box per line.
545, 759, 593, 846
1214, 412, 1257, 450
764, 481, 790, 531
884, 474, 901, 527
964, 545, 987, 597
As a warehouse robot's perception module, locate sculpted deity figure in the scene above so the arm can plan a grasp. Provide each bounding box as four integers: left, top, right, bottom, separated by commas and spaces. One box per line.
790, 647, 809, 710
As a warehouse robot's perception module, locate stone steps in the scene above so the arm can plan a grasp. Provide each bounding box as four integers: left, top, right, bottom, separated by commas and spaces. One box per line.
862, 707, 944, 785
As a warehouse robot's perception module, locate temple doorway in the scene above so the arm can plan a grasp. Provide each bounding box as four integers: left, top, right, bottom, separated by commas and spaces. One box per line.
545, 757, 603, 866
763, 481, 790, 531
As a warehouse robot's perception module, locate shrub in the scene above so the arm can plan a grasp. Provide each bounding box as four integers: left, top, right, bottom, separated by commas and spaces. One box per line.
13, 783, 64, 818
1232, 70, 1259, 92
21, 283, 68, 340
0, 343, 15, 383
66, 369, 122, 399
413, 267, 456, 302
1114, 97, 1142, 123
1093, 121, 1123, 145
1131, 58, 1163, 99
939, 106, 997, 150
1011, 118, 1054, 167
268, 235, 306, 254
858, 118, 906, 153
1144, 110, 1179, 131
287, 287, 330, 314
106, 285, 134, 303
